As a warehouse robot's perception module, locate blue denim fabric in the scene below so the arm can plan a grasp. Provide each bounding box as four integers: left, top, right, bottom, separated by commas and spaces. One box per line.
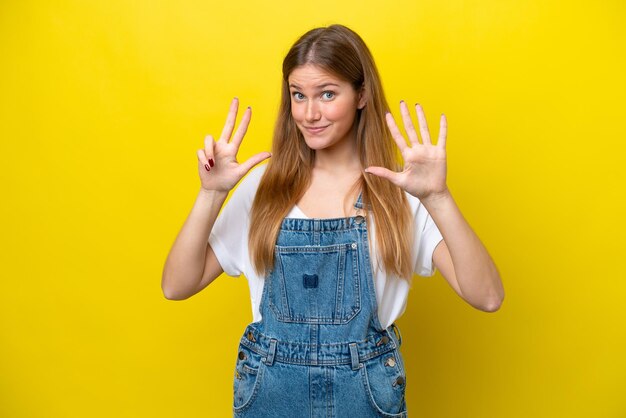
233, 199, 408, 417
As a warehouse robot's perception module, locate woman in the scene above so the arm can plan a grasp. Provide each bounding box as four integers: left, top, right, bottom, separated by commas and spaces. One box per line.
162, 24, 504, 417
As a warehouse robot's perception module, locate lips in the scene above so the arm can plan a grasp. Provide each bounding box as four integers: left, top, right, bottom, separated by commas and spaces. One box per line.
304, 125, 329, 134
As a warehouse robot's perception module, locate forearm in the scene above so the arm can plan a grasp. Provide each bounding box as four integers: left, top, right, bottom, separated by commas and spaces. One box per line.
422, 190, 504, 311
161, 188, 228, 298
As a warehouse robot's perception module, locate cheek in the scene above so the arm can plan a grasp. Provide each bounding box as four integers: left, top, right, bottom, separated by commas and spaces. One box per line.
327, 103, 357, 124
290, 102, 304, 122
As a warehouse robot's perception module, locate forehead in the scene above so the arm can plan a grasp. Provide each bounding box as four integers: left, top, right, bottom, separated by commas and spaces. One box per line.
288, 64, 349, 88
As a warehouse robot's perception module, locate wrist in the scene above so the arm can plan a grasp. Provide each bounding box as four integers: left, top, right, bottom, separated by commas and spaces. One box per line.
198, 187, 229, 201
420, 188, 453, 208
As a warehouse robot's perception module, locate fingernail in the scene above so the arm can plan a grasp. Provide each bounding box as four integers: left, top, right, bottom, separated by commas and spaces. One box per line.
400, 100, 404, 103
209, 158, 215, 167
205, 164, 210, 172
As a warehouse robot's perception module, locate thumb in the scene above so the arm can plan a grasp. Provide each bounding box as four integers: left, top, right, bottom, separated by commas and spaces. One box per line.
239, 151, 272, 175
364, 166, 402, 187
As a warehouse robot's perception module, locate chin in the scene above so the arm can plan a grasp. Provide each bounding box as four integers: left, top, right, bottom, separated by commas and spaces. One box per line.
302, 136, 333, 150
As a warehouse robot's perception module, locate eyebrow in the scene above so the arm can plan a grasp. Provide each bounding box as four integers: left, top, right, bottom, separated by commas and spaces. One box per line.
288, 82, 340, 89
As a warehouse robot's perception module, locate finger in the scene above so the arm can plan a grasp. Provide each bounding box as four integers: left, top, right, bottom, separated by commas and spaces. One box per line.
204, 134, 215, 168
364, 166, 403, 188
438, 114, 447, 149
230, 106, 251, 149
218, 97, 239, 143
238, 151, 272, 175
415, 103, 432, 145
399, 100, 419, 145
197, 149, 211, 172
385, 112, 408, 152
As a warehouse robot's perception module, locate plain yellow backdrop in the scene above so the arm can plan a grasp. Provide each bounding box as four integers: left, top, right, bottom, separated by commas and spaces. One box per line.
1, 1, 625, 417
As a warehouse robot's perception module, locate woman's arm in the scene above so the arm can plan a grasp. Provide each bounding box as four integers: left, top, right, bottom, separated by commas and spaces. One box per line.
161, 189, 227, 300
425, 192, 503, 312
161, 98, 271, 300
365, 101, 504, 312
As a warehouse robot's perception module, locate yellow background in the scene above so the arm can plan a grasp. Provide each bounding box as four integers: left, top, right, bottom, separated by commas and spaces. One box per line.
1, 1, 625, 417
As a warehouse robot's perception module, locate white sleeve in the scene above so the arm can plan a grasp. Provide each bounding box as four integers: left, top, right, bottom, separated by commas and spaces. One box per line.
208, 165, 265, 277
413, 202, 444, 277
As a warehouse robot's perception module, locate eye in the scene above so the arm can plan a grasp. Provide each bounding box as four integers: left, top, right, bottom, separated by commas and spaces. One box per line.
321, 91, 335, 100
292, 92, 305, 101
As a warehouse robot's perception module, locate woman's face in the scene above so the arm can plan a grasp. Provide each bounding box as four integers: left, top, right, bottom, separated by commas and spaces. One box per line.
288, 64, 365, 152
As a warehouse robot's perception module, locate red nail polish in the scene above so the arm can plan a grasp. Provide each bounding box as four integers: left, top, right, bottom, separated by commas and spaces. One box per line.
209, 158, 215, 167
205, 164, 210, 172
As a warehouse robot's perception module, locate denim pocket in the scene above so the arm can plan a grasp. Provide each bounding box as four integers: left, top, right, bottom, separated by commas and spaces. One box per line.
269, 242, 361, 324
360, 350, 407, 417
233, 344, 265, 412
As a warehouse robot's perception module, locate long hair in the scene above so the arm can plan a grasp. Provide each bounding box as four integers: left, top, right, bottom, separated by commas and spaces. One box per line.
249, 24, 413, 279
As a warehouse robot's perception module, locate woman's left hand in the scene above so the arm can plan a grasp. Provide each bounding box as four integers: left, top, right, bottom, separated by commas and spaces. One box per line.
365, 101, 449, 202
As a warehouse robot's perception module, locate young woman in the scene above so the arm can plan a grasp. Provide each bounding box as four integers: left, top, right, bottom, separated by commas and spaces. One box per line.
162, 24, 504, 417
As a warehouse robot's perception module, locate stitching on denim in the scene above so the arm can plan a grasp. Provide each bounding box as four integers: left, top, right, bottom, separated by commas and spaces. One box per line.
360, 365, 408, 418
233, 360, 266, 413
269, 242, 362, 324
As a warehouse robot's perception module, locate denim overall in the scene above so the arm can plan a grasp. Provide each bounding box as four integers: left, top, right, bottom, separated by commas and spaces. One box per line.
233, 197, 408, 417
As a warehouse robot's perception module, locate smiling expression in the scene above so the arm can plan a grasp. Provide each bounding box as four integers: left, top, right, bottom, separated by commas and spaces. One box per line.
288, 64, 366, 153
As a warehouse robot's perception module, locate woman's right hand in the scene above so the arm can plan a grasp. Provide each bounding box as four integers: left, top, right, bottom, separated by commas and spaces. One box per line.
197, 97, 271, 192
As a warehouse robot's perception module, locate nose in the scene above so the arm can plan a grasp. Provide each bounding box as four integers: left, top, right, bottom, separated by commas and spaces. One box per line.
305, 100, 321, 123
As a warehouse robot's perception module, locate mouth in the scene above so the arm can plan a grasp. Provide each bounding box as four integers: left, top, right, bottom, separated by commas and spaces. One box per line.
303, 125, 329, 134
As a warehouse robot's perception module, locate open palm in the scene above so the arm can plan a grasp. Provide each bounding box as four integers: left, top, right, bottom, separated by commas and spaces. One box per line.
366, 102, 448, 201
197, 98, 271, 192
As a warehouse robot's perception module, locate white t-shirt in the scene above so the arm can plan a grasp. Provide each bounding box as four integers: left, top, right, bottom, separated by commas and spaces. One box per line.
209, 164, 444, 329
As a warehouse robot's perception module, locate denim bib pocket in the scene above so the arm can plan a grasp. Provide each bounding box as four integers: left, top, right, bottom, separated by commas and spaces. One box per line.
269, 242, 361, 324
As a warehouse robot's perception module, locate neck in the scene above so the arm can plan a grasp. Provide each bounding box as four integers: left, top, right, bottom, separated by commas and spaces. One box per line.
312, 133, 361, 175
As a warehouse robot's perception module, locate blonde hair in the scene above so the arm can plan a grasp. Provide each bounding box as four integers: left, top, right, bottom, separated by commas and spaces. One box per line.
249, 24, 413, 279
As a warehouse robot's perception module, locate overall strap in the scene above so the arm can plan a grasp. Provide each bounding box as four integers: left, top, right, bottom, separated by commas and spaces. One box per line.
354, 192, 364, 210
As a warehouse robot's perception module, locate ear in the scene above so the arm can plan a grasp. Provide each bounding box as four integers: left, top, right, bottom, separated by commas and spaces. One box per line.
357, 86, 367, 109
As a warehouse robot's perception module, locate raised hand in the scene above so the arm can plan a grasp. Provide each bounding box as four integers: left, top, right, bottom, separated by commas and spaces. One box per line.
365, 101, 448, 202
197, 97, 271, 192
